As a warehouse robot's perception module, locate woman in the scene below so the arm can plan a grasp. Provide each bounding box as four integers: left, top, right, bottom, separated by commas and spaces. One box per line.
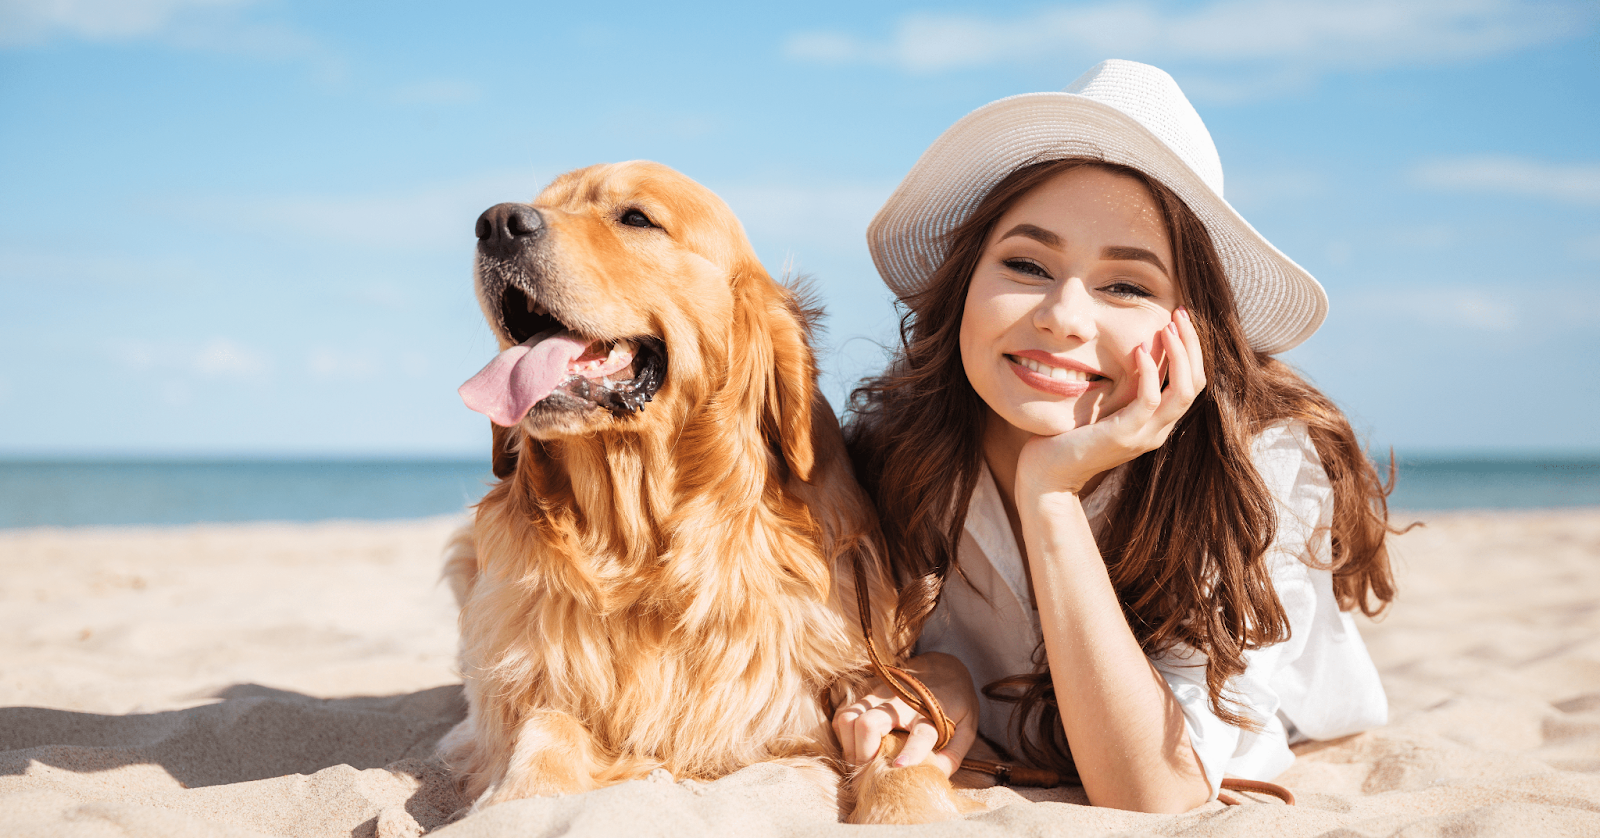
833, 60, 1400, 813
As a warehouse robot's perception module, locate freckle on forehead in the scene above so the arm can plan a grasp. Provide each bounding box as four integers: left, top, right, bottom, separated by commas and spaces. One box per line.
1096, 181, 1159, 219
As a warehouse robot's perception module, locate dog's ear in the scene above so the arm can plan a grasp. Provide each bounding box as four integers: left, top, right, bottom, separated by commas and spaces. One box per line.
762, 290, 817, 483
490, 421, 519, 480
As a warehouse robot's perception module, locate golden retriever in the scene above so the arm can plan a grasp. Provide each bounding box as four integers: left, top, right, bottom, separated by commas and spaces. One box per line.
438, 160, 975, 823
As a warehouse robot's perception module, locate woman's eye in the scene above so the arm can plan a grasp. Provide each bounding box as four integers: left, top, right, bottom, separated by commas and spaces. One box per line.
619, 208, 657, 229
1002, 258, 1049, 279
1103, 281, 1153, 299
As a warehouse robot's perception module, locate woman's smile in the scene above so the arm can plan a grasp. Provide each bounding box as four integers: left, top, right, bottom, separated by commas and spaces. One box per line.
1005, 350, 1104, 397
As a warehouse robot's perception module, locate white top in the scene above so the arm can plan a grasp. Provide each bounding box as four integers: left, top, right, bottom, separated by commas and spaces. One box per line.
917, 420, 1387, 798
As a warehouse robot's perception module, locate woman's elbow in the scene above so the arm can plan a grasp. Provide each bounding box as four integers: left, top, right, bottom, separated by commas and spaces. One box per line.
1092, 781, 1211, 814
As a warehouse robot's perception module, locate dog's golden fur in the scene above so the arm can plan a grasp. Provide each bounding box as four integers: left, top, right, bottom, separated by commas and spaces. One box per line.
439, 161, 975, 822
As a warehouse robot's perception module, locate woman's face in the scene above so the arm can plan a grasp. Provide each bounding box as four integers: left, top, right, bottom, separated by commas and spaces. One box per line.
960, 166, 1181, 440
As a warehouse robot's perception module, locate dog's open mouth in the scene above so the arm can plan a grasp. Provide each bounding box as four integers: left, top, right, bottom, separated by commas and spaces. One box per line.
535, 334, 665, 418
458, 285, 666, 427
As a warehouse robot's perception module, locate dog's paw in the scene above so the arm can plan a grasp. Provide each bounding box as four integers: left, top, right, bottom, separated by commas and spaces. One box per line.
848, 761, 984, 824
846, 732, 985, 824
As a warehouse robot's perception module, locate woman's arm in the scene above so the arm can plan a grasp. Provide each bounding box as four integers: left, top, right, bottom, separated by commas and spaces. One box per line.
1012, 311, 1210, 811
1021, 491, 1210, 811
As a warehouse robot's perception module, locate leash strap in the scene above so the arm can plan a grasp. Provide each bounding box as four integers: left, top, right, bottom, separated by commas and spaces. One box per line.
1217, 777, 1297, 805
852, 554, 955, 752
957, 758, 1063, 788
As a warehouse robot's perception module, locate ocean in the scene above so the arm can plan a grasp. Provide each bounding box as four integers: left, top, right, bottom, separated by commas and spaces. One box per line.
0, 456, 1596, 529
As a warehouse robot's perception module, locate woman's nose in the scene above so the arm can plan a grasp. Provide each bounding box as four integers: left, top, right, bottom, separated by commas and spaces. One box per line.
1033, 278, 1096, 340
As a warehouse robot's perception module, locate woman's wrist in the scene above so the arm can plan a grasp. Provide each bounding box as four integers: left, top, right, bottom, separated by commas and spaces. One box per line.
1016, 487, 1093, 558
1013, 457, 1093, 499
1014, 466, 1094, 507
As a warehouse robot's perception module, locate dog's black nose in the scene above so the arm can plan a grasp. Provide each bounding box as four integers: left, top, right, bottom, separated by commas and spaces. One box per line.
476, 203, 544, 257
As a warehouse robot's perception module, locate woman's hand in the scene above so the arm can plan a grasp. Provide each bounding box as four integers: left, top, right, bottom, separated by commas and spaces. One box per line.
832, 652, 979, 776
1019, 308, 1206, 496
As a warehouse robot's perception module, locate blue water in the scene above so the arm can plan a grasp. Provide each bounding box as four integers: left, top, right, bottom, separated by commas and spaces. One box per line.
0, 456, 1595, 529
0, 460, 494, 528
1385, 457, 1600, 513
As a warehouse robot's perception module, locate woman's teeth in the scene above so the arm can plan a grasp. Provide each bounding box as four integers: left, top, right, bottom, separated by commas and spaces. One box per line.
1015, 355, 1096, 382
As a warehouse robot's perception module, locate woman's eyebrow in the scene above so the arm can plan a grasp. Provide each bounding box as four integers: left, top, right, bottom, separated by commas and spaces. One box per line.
1102, 245, 1169, 277
997, 223, 1062, 248
999, 224, 1170, 277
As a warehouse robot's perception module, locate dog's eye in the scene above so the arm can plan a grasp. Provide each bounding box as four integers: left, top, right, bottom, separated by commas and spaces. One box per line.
619, 208, 658, 229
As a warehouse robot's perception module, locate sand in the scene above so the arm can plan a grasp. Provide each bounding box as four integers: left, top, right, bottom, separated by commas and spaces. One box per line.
3, 510, 1599, 837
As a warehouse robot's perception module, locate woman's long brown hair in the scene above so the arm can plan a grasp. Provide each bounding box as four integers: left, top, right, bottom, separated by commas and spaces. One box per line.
846, 158, 1406, 778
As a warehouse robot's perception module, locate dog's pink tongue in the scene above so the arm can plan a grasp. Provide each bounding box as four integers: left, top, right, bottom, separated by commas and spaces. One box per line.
459, 331, 591, 427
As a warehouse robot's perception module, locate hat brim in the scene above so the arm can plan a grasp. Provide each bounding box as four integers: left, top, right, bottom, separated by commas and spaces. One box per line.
867, 92, 1327, 355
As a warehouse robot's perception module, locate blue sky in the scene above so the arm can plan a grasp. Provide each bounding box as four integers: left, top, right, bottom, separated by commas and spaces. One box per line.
1, 0, 1596, 457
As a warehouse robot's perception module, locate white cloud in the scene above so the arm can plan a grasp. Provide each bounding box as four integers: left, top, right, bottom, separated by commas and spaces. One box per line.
0, 0, 340, 81
783, 0, 1590, 84
1411, 155, 1600, 205
1224, 168, 1325, 211
713, 179, 895, 259
207, 170, 889, 260
194, 337, 271, 378
349, 282, 414, 311
391, 80, 482, 106
0, 0, 253, 44
110, 336, 272, 379
1351, 286, 1519, 331
307, 347, 378, 381
118, 341, 160, 371
307, 346, 430, 381
1387, 224, 1456, 250
177, 167, 550, 251
1439, 290, 1519, 331
784, 32, 864, 65
0, 247, 213, 291
1347, 283, 1600, 333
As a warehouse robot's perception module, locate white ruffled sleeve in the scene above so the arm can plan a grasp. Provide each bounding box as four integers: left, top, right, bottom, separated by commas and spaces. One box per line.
1150, 421, 1388, 799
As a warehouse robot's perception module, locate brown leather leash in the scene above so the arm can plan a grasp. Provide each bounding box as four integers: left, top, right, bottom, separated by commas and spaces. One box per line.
852, 555, 956, 752
850, 555, 1294, 806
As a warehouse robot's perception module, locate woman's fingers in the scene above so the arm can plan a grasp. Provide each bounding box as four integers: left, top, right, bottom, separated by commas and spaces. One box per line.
893, 717, 942, 767
1153, 322, 1194, 424
830, 654, 979, 774
835, 695, 926, 766
853, 704, 895, 766
1144, 308, 1208, 433
832, 704, 863, 764
1134, 339, 1164, 417
1102, 311, 1201, 452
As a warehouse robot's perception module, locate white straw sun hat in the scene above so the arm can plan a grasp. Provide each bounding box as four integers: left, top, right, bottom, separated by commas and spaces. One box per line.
867, 59, 1327, 354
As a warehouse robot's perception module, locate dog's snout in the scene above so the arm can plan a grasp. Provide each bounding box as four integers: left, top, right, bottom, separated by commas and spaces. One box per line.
476, 203, 545, 256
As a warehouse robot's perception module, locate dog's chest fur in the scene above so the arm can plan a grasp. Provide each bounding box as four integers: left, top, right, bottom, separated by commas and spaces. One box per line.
462, 440, 861, 777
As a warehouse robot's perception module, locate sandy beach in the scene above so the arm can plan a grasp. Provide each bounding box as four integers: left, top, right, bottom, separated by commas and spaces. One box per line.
3, 509, 1598, 836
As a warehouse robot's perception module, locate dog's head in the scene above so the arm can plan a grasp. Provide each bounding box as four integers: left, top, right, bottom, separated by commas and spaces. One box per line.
462, 161, 817, 483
